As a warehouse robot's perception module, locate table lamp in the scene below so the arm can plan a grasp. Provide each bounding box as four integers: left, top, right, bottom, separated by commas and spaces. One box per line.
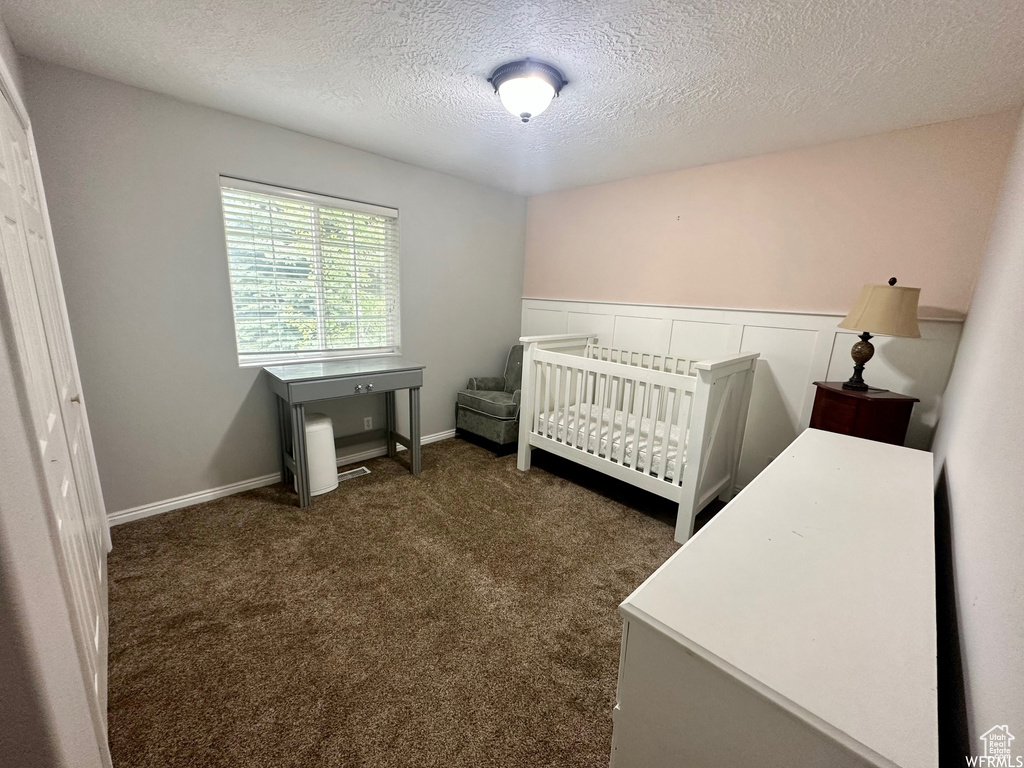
837, 277, 920, 391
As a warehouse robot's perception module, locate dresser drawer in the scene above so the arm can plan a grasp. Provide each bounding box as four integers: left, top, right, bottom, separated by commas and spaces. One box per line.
288, 369, 422, 402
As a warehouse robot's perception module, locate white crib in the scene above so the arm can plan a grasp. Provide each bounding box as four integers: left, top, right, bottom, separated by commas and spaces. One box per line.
516, 334, 759, 542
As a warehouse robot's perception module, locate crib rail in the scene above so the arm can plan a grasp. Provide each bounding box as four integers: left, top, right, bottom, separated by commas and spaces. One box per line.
584, 344, 699, 376
529, 348, 695, 486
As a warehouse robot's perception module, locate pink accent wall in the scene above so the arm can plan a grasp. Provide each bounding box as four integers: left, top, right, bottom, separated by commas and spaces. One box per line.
524, 111, 1020, 317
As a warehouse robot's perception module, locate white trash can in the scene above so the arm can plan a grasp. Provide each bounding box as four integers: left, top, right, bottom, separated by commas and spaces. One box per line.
297, 412, 339, 497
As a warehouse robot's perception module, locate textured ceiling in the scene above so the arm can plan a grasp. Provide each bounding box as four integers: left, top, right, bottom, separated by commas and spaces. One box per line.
4, 0, 1024, 195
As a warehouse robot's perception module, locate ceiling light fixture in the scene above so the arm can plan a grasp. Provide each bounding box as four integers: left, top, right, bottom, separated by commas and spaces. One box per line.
488, 59, 568, 123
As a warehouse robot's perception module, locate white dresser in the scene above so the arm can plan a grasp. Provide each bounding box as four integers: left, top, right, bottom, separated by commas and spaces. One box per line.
610, 429, 937, 768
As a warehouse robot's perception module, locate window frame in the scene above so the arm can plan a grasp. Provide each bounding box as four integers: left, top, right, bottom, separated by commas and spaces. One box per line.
218, 176, 401, 368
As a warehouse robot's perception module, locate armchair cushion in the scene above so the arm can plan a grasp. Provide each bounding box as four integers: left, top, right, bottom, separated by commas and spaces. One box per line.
467, 376, 506, 391
456, 388, 520, 419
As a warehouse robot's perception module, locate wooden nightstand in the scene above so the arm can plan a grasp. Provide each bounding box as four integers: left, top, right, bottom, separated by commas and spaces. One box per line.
810, 381, 919, 446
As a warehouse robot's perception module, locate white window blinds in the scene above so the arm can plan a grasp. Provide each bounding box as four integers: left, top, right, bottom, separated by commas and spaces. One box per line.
219, 177, 400, 365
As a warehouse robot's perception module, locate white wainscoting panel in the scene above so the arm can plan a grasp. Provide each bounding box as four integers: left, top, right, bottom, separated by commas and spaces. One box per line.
739, 325, 821, 486
522, 298, 961, 488
669, 319, 736, 362
613, 314, 672, 351
567, 310, 613, 339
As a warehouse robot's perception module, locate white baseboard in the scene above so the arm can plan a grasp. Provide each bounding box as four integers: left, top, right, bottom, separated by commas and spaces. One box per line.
107, 473, 283, 527
108, 429, 458, 527
335, 428, 456, 467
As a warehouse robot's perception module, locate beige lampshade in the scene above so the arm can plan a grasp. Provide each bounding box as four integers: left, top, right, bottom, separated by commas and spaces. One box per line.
838, 283, 921, 338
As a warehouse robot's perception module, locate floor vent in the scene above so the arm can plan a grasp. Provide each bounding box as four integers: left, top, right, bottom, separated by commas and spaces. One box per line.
337, 466, 371, 483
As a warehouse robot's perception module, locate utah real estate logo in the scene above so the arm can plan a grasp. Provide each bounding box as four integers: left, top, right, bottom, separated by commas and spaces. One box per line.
967, 726, 1023, 767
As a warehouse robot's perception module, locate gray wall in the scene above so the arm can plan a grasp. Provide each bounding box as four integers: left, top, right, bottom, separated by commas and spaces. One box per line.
931, 110, 1023, 749
23, 58, 527, 514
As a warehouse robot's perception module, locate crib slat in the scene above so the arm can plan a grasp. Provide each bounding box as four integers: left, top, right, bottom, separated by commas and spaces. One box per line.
616, 377, 627, 466
636, 379, 650, 471
540, 362, 548, 438
565, 365, 573, 445
671, 388, 684, 484
634, 379, 646, 470
543, 362, 552, 438
572, 367, 582, 448
553, 362, 560, 439
555, 364, 564, 443
589, 374, 598, 456
618, 376, 634, 468
573, 369, 585, 449
669, 387, 682, 484
618, 377, 631, 467
657, 388, 673, 482
637, 379, 649, 470
620, 377, 633, 469
556, 364, 566, 442
536, 362, 544, 436
563, 367, 575, 447
678, 388, 695, 484
565, 366, 573, 444
605, 376, 616, 461
667, 386, 679, 482
569, 369, 580, 449
536, 362, 544, 438
610, 376, 622, 463
646, 384, 661, 478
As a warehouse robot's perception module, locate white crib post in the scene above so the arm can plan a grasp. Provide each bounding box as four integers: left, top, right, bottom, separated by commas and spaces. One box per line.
517, 340, 537, 471
719, 359, 758, 503
676, 368, 715, 543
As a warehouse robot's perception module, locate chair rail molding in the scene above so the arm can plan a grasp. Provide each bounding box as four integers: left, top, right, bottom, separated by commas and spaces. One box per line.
521, 298, 962, 488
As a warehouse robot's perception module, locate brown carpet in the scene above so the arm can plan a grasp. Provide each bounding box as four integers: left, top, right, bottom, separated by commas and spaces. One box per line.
108, 438, 711, 767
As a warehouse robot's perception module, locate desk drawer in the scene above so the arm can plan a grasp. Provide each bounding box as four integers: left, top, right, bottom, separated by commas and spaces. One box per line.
288, 369, 423, 403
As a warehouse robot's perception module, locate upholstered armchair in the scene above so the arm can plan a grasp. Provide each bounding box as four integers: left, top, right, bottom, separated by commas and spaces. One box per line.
456, 344, 524, 447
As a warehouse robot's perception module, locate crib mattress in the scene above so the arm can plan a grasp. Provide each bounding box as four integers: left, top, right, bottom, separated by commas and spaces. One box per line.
538, 403, 687, 481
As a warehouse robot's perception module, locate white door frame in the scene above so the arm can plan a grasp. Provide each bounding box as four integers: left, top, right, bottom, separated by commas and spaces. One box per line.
0, 49, 110, 551
0, 48, 113, 768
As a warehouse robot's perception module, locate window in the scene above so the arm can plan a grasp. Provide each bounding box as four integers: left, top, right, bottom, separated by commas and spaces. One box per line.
219, 177, 400, 366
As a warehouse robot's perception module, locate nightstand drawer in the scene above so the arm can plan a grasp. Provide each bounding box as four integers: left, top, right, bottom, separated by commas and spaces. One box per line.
814, 413, 857, 434
818, 397, 857, 425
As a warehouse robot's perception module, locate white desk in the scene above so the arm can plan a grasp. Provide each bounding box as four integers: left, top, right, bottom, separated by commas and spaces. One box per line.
611, 429, 937, 768
265, 357, 425, 507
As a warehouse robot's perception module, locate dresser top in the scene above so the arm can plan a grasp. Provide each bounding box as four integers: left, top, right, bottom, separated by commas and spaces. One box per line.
622, 429, 936, 768
264, 356, 425, 383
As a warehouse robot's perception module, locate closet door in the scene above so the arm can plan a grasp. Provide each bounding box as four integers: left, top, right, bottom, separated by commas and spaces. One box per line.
0, 89, 109, 731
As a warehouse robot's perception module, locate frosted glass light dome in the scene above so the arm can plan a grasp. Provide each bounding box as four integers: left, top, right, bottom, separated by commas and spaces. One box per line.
488, 59, 567, 124
498, 76, 556, 122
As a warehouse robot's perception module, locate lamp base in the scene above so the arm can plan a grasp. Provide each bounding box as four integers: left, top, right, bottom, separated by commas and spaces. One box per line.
842, 332, 874, 391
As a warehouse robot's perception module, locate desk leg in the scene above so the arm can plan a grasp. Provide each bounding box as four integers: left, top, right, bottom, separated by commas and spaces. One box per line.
385, 391, 397, 458
409, 386, 422, 475
290, 403, 311, 508
277, 396, 292, 486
